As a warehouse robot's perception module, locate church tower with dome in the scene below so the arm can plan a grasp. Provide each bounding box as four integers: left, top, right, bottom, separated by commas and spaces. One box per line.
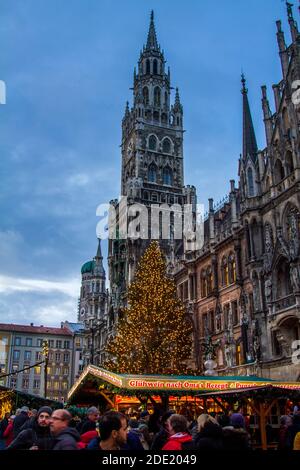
78, 238, 109, 366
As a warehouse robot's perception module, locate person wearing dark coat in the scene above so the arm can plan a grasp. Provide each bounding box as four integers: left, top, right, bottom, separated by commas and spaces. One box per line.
50, 409, 80, 450
12, 406, 29, 438
193, 420, 224, 451
77, 407, 99, 435
7, 406, 53, 450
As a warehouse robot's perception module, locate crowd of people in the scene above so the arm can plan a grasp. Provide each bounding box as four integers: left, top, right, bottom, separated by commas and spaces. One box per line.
0, 404, 299, 451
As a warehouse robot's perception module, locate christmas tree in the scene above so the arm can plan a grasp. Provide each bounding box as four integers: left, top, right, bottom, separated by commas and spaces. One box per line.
104, 241, 193, 375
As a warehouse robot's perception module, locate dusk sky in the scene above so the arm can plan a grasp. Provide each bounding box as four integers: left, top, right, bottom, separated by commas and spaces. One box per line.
0, 0, 295, 326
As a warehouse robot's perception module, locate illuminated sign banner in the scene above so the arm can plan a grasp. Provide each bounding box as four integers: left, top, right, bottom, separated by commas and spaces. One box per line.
68, 366, 300, 401
125, 378, 274, 391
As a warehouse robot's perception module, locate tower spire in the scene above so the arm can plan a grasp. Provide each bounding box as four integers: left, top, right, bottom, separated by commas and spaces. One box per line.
146, 10, 159, 51
95, 238, 103, 260
241, 74, 258, 162
174, 87, 183, 113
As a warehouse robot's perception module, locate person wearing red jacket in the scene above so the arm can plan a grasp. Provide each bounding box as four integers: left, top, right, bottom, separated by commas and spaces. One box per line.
162, 414, 192, 451
3, 416, 16, 447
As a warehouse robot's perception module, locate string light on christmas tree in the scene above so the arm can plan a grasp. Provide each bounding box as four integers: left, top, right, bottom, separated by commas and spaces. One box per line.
104, 241, 193, 375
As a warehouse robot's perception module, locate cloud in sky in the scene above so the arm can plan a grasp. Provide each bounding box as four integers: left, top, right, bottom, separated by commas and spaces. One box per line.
0, 0, 292, 325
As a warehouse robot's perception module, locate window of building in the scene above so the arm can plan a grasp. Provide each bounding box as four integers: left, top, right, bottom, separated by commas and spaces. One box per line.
236, 343, 242, 365
47, 366, 52, 375
247, 167, 254, 196
10, 378, 17, 388
23, 367, 30, 375
55, 353, 61, 362
48, 352, 53, 361
221, 257, 229, 286
148, 164, 157, 183
75, 338, 81, 348
48, 340, 54, 348
56, 340, 62, 349
63, 340, 70, 350
148, 135, 157, 151
12, 364, 18, 372
15, 337, 21, 346
146, 59, 150, 75
54, 381, 59, 390
163, 166, 172, 185
34, 366, 41, 375
153, 59, 158, 75
24, 351, 31, 362
63, 367, 69, 376
25, 338, 32, 347
35, 351, 42, 361
162, 138, 171, 154
55, 367, 61, 375
13, 350, 20, 362
62, 382, 68, 390
37, 339, 43, 347
143, 86, 149, 105
63, 353, 69, 363
154, 86, 161, 107
33, 379, 40, 389
22, 378, 29, 389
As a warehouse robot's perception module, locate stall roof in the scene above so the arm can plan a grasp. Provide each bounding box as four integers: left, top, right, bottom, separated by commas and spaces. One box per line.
67, 365, 300, 403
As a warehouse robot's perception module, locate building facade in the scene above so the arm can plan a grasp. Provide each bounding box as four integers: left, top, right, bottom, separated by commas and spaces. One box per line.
0, 323, 73, 402
175, 5, 300, 381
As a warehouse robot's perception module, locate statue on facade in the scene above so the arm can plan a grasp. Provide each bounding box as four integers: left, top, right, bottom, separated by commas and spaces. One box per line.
264, 277, 272, 304
263, 224, 273, 273
224, 342, 233, 368
290, 264, 300, 292
288, 211, 299, 260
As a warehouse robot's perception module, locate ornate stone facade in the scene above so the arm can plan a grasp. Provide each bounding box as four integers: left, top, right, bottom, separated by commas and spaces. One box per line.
175, 5, 300, 381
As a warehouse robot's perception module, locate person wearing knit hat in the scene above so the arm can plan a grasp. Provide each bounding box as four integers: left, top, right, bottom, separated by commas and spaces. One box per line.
7, 406, 53, 450
229, 413, 245, 429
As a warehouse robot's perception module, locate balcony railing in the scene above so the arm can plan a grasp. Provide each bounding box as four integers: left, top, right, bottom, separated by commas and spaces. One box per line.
273, 293, 296, 313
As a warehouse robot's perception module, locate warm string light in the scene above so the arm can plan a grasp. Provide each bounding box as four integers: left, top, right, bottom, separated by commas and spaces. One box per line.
104, 241, 193, 375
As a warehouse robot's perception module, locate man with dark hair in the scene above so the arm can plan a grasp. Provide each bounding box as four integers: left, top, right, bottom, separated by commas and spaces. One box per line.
50, 409, 80, 450
162, 414, 192, 450
87, 411, 128, 450
7, 406, 53, 450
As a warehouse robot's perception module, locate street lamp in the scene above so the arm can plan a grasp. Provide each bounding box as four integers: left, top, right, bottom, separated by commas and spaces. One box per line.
42, 340, 49, 398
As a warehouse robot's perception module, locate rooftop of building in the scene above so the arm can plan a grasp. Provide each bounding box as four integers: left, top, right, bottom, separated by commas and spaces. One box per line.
0, 323, 72, 336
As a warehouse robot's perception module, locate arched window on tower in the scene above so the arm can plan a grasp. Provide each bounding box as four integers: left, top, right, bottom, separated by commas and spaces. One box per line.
207, 267, 213, 295
143, 87, 149, 105
247, 167, 254, 196
153, 59, 158, 75
148, 135, 157, 151
163, 167, 172, 185
146, 59, 150, 74
162, 138, 171, 154
165, 91, 168, 106
148, 164, 157, 183
154, 87, 161, 107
